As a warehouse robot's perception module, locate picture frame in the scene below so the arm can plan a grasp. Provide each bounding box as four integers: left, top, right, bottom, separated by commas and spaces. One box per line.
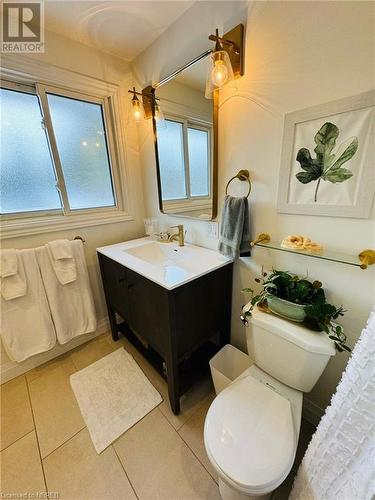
277, 91, 375, 218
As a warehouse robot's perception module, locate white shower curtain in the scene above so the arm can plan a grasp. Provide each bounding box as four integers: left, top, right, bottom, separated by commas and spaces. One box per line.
290, 309, 375, 500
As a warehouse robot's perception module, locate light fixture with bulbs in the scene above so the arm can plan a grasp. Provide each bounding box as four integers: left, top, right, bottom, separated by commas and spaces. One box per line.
128, 87, 145, 123
205, 24, 244, 99
128, 86, 165, 126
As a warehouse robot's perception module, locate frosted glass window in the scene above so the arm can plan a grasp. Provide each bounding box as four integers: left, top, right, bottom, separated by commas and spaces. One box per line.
188, 127, 210, 197
0, 88, 61, 214
157, 119, 187, 201
47, 93, 115, 210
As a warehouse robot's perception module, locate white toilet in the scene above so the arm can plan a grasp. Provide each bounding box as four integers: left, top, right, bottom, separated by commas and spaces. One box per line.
204, 308, 336, 500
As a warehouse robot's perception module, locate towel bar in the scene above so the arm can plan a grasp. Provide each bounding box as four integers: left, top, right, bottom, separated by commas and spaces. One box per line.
225, 169, 251, 198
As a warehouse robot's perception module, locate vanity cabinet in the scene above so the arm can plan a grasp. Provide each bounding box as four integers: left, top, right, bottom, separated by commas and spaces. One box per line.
98, 253, 233, 414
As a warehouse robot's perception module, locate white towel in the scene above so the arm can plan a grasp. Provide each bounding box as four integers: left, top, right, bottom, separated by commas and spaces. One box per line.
46, 239, 77, 285
0, 250, 27, 300
0, 249, 18, 277
48, 239, 73, 260
36, 240, 97, 344
0, 249, 56, 362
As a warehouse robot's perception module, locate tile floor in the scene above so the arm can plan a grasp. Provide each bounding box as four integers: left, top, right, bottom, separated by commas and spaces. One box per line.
1, 332, 315, 499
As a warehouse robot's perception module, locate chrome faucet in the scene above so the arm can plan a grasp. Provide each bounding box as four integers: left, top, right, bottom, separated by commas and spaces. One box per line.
168, 225, 185, 246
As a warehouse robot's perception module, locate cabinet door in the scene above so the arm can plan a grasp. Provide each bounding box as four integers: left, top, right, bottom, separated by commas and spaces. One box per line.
98, 254, 130, 321
125, 268, 168, 356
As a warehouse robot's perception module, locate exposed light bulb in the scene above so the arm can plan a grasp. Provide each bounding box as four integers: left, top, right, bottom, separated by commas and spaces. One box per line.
211, 59, 228, 87
81, 140, 88, 147
132, 99, 143, 122
154, 104, 163, 121
95, 142, 101, 148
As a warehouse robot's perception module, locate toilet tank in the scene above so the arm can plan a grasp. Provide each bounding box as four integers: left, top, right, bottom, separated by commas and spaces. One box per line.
247, 308, 336, 392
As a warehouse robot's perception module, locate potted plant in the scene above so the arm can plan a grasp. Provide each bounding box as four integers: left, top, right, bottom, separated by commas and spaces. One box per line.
243, 269, 351, 352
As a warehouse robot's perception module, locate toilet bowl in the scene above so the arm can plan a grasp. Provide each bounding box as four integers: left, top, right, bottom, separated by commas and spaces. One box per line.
204, 309, 335, 499
204, 365, 303, 500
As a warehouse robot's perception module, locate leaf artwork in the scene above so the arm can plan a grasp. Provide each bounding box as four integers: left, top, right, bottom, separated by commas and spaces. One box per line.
295, 122, 358, 202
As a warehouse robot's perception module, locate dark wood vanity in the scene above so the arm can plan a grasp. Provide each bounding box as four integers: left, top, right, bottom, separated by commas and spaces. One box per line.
98, 252, 233, 414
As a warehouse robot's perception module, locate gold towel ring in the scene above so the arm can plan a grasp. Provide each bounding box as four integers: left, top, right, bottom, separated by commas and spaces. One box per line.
225, 169, 251, 198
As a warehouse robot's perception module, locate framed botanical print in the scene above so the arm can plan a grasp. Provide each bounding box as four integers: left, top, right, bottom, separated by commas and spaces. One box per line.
277, 91, 375, 218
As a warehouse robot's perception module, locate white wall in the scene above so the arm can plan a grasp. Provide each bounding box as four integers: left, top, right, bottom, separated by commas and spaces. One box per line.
1, 29, 146, 376
134, 1, 375, 416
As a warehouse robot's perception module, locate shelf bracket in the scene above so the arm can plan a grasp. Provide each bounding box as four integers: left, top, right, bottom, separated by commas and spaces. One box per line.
359, 249, 375, 269
250, 233, 270, 247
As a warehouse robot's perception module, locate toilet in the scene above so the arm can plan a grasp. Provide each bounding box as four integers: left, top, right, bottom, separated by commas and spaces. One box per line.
204, 308, 336, 500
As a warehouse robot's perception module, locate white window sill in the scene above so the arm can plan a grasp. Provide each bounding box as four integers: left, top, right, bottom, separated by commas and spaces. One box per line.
0, 211, 134, 239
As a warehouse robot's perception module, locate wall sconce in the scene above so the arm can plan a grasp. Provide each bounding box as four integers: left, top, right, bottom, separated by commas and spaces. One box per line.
128, 87, 145, 122
128, 86, 165, 126
205, 24, 244, 99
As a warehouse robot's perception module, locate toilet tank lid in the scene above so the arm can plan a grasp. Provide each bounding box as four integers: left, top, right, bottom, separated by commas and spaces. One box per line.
250, 308, 336, 356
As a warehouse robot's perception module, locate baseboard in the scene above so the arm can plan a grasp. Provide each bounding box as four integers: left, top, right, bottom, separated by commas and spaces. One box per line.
302, 396, 325, 427
1, 316, 109, 384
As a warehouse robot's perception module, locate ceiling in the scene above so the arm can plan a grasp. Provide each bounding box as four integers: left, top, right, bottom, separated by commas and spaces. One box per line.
44, 1, 195, 61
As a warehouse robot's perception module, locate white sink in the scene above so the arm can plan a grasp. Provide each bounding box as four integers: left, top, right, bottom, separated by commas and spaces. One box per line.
97, 237, 232, 290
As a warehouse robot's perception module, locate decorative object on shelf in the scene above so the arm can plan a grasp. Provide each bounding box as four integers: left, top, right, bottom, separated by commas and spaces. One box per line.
242, 269, 350, 352
205, 24, 244, 99
281, 235, 323, 253
225, 169, 251, 198
277, 90, 375, 218
250, 232, 375, 270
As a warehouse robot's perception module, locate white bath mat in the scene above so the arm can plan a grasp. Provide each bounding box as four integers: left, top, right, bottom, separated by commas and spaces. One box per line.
70, 347, 162, 453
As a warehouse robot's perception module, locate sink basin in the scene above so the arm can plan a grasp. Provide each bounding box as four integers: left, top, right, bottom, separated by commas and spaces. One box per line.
97, 237, 232, 290
124, 242, 186, 267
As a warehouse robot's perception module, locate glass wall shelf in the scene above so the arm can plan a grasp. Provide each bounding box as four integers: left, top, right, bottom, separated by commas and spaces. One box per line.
251, 233, 375, 270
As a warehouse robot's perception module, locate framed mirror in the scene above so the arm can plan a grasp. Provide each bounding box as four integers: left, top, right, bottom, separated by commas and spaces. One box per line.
152, 55, 217, 220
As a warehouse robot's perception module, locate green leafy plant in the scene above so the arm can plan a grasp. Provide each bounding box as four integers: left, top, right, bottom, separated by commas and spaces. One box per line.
243, 269, 351, 352
295, 122, 358, 202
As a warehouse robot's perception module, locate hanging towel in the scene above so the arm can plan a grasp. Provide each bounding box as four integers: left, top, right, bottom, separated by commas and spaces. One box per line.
0, 249, 56, 362
290, 308, 375, 500
0, 249, 18, 277
46, 239, 77, 285
36, 240, 97, 344
0, 250, 27, 300
218, 195, 250, 259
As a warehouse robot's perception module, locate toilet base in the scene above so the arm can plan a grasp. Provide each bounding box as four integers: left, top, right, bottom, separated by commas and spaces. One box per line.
218, 478, 271, 500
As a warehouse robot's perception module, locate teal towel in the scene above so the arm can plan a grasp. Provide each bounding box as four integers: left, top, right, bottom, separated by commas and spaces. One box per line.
218, 195, 250, 259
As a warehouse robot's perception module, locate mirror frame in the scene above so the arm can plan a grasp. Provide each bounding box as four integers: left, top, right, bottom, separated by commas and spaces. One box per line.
149, 57, 218, 220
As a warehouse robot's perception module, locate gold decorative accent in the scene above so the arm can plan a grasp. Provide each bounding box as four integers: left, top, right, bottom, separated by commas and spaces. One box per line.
209, 24, 244, 78
250, 233, 270, 247
358, 249, 375, 269
225, 169, 251, 198
281, 235, 323, 253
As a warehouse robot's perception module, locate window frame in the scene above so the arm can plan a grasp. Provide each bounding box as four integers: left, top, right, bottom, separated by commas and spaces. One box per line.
1, 80, 123, 219
0, 79, 64, 219
158, 113, 213, 204
0, 56, 132, 239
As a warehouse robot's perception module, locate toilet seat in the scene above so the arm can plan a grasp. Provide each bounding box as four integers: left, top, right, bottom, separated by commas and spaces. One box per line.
204, 374, 297, 495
